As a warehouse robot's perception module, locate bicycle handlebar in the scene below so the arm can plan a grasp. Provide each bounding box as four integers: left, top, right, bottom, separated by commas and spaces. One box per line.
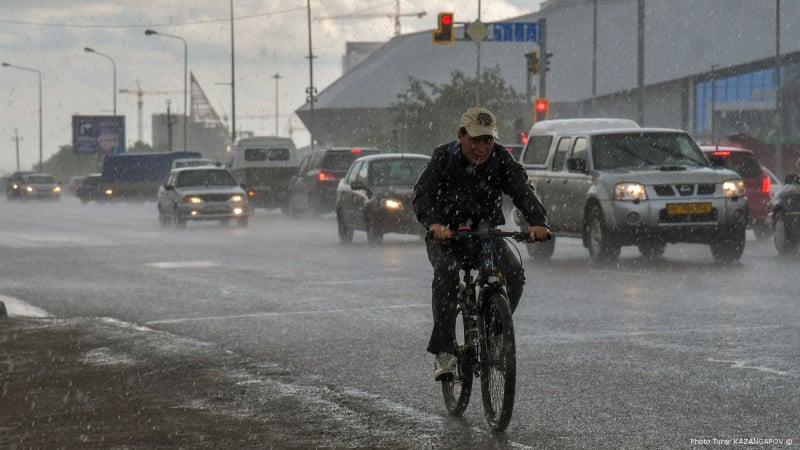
449, 228, 552, 243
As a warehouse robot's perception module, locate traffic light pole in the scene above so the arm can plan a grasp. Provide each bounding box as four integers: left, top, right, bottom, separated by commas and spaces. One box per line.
538, 18, 547, 99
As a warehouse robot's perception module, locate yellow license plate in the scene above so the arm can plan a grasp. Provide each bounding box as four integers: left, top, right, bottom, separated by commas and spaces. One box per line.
667, 202, 712, 215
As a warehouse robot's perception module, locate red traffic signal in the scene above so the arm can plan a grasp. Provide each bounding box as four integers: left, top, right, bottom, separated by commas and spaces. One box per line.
433, 12, 455, 44
533, 98, 549, 123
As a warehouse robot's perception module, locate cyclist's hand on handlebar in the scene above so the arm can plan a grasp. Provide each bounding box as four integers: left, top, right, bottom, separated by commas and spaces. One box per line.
428, 223, 453, 241
528, 225, 551, 242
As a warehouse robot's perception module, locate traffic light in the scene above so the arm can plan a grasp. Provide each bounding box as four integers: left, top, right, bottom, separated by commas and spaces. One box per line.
432, 12, 454, 44
533, 98, 549, 123
543, 52, 553, 72
526, 51, 539, 75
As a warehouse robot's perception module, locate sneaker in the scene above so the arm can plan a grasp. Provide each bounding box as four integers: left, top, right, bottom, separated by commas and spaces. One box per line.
434, 352, 457, 382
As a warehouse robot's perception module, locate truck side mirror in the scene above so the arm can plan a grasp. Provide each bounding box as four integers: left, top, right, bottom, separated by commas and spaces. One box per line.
566, 157, 587, 173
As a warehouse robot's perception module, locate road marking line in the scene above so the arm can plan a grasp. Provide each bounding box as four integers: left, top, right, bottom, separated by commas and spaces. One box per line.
145, 304, 429, 325
145, 260, 220, 268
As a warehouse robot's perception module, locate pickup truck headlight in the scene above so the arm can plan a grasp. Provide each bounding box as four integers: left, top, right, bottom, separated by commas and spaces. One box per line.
722, 179, 745, 197
230, 195, 245, 203
614, 183, 647, 201
183, 196, 203, 204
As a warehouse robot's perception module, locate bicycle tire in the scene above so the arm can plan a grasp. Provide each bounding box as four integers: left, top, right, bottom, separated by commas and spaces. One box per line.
479, 292, 516, 432
441, 303, 473, 415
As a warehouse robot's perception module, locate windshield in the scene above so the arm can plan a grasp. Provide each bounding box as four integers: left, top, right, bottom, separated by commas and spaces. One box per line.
323, 151, 380, 171
176, 170, 237, 188
27, 175, 55, 184
592, 133, 708, 170
369, 159, 428, 186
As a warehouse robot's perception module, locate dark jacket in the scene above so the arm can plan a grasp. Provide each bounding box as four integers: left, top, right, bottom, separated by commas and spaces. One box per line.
413, 141, 548, 230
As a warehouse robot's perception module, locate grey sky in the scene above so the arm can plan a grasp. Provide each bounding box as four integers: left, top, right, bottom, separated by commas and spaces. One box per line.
1, 0, 541, 174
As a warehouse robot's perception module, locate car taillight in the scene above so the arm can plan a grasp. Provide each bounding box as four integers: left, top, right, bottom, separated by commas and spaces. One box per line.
761, 175, 771, 193
713, 151, 732, 156
350, 148, 361, 153
318, 171, 338, 182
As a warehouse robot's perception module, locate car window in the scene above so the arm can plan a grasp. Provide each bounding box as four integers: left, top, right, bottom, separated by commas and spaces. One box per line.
369, 159, 428, 186
706, 152, 761, 178
592, 133, 708, 169
551, 137, 572, 172
244, 148, 267, 161
267, 148, 290, 161
345, 161, 362, 184
176, 170, 237, 187
355, 162, 368, 184
522, 135, 552, 165
572, 137, 588, 161
322, 151, 379, 171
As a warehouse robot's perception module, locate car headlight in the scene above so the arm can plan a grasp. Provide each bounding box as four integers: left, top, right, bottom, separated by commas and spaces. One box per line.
614, 183, 647, 201
183, 196, 203, 204
722, 179, 745, 197
53, 186, 61, 193
25, 186, 34, 192
230, 195, 244, 203
104, 189, 113, 196
383, 199, 402, 210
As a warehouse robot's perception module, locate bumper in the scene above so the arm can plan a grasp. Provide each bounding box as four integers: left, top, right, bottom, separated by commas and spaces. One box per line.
177, 203, 249, 221
369, 207, 423, 235
601, 196, 748, 244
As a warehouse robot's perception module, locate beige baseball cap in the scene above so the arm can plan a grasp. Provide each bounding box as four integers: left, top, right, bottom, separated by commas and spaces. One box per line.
459, 107, 498, 138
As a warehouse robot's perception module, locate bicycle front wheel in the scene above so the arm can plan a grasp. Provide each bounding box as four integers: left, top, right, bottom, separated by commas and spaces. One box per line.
441, 303, 473, 415
479, 292, 516, 432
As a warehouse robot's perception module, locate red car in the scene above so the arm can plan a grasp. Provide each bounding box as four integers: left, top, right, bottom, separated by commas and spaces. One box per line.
701, 145, 773, 240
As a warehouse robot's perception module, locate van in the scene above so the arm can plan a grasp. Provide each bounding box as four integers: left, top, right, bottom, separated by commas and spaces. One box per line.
228, 136, 299, 211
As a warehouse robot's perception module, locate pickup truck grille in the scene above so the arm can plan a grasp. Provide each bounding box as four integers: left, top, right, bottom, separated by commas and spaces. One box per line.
653, 183, 716, 197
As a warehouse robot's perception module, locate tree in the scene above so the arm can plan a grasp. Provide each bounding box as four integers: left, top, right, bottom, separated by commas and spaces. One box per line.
388, 67, 525, 154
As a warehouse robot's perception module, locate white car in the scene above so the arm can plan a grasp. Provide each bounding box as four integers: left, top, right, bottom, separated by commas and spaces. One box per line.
157, 167, 249, 227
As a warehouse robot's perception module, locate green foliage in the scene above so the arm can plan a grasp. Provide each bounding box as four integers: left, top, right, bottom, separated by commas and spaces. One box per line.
388, 67, 524, 155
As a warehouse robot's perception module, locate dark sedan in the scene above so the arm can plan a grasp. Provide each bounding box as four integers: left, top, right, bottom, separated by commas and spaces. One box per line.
336, 153, 430, 244
770, 173, 800, 255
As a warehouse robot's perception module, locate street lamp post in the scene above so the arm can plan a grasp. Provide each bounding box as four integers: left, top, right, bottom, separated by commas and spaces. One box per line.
272, 73, 282, 136
2, 62, 43, 169
145, 29, 188, 152
84, 47, 116, 115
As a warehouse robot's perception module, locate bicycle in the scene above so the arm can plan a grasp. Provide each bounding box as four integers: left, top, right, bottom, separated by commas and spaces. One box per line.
440, 228, 544, 432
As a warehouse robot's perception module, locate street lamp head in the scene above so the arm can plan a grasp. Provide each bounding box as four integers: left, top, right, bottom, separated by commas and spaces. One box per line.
84, 47, 95, 53
145, 29, 158, 36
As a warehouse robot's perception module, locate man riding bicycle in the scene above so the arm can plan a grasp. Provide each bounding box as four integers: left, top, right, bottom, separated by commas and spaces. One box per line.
413, 107, 550, 381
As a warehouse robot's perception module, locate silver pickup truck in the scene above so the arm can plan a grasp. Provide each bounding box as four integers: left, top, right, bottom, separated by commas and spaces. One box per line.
515, 119, 749, 264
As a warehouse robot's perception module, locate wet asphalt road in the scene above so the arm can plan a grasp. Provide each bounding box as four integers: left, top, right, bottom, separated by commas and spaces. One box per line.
1, 197, 799, 448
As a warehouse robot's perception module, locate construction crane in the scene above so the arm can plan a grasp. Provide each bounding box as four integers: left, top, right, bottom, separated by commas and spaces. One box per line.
118, 80, 182, 143
315, 0, 426, 36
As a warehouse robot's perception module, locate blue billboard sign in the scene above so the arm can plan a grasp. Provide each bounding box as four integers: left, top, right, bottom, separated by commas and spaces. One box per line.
72, 115, 126, 155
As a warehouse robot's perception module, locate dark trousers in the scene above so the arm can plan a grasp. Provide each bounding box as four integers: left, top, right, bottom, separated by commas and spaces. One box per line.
425, 235, 525, 355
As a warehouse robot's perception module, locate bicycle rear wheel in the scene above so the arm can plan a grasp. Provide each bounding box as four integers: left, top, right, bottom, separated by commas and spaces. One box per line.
441, 303, 473, 415
479, 292, 516, 432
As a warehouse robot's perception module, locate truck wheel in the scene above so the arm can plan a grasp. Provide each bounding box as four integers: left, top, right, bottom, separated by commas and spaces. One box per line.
638, 240, 665, 260
158, 205, 171, 226
337, 211, 353, 243
526, 235, 555, 260
366, 220, 383, 244
586, 205, 620, 263
174, 206, 186, 227
710, 227, 745, 264
773, 212, 799, 255
752, 222, 773, 241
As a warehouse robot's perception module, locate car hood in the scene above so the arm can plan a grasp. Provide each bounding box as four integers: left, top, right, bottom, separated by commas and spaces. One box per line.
375, 186, 414, 197
596, 166, 740, 184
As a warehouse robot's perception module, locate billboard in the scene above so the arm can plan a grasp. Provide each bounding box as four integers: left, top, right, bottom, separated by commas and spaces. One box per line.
72, 115, 125, 155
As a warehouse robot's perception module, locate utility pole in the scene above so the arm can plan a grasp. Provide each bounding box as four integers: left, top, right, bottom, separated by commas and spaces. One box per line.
272, 73, 282, 136
230, 0, 237, 143
306, 0, 316, 151
637, 0, 645, 125
11, 129, 22, 171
